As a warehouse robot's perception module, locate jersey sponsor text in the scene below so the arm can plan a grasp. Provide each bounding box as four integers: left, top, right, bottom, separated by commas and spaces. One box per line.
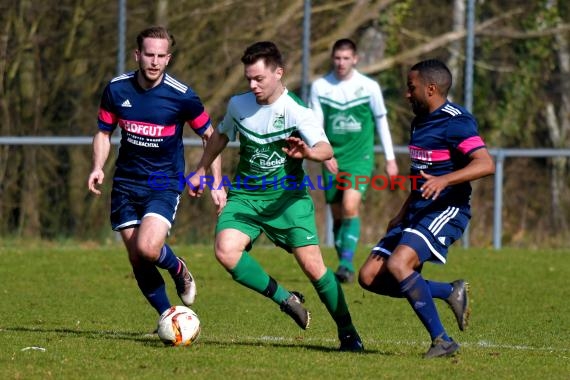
120, 120, 174, 137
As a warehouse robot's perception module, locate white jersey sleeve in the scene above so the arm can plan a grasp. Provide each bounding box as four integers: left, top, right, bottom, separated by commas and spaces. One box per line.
367, 77, 395, 160
367, 79, 387, 118
218, 97, 238, 141
376, 115, 395, 160
294, 104, 329, 147
308, 81, 325, 127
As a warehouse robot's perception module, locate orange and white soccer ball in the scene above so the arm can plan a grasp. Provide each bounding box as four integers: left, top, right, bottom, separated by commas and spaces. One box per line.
157, 306, 201, 346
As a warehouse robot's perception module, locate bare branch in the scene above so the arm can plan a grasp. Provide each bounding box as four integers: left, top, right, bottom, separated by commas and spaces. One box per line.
357, 8, 525, 75
205, 0, 305, 115
477, 24, 570, 39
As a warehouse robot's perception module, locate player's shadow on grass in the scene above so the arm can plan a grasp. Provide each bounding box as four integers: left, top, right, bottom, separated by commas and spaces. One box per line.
201, 336, 390, 355
4, 326, 163, 346
5, 326, 392, 354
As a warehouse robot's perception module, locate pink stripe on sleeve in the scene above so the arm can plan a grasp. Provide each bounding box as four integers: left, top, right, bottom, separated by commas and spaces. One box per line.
457, 136, 485, 154
188, 111, 211, 130
98, 108, 117, 125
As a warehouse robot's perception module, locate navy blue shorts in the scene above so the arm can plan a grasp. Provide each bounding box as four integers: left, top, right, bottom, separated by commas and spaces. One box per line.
110, 181, 181, 231
372, 205, 471, 264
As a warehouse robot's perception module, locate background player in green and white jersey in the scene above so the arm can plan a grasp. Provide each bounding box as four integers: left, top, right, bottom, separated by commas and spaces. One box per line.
187, 41, 363, 351
309, 38, 399, 283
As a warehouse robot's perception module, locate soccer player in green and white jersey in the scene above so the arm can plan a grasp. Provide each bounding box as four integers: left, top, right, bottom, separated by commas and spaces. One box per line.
187, 41, 363, 351
309, 38, 399, 283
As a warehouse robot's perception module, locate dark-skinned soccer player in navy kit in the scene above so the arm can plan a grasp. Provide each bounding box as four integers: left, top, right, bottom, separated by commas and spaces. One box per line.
358, 59, 495, 358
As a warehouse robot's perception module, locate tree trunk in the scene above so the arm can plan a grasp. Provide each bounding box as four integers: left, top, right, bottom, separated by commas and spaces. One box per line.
156, 0, 169, 25
546, 31, 569, 232
0, 24, 11, 233
448, 0, 465, 101
16, 2, 41, 237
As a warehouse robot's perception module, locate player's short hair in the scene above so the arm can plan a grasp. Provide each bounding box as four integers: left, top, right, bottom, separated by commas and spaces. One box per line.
241, 41, 284, 70
410, 59, 452, 96
332, 38, 357, 54
136, 26, 176, 52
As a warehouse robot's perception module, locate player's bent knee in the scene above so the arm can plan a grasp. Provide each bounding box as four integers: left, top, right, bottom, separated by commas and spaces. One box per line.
385, 256, 411, 280
213, 248, 234, 269
304, 262, 326, 281
357, 276, 370, 290
357, 273, 368, 289
296, 255, 326, 281
357, 268, 374, 290
214, 241, 242, 269
136, 243, 162, 262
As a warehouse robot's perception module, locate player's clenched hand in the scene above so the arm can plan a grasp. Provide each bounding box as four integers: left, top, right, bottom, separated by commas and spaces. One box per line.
385, 159, 399, 178
282, 136, 309, 159
420, 170, 448, 200
324, 157, 338, 175
210, 187, 227, 216
186, 171, 204, 198
88, 169, 105, 195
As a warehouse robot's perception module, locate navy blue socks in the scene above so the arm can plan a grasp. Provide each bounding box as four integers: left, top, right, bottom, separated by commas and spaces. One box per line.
400, 272, 450, 341
133, 263, 171, 314
156, 244, 181, 277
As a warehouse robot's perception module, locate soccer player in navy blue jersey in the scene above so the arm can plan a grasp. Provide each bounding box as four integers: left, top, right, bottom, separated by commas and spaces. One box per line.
358, 59, 495, 358
87, 26, 226, 321
309, 38, 399, 284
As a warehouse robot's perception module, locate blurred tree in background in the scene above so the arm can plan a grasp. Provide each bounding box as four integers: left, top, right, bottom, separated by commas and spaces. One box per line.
0, 0, 568, 247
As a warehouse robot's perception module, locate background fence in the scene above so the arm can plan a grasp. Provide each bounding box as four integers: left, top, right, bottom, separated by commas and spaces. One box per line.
2, 136, 568, 249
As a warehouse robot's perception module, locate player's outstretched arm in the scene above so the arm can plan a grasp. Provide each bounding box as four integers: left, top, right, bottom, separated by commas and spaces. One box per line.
188, 128, 229, 198
87, 130, 111, 195
200, 126, 227, 214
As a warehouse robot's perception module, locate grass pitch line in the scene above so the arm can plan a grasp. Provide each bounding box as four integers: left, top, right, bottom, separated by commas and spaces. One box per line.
130, 332, 570, 353
233, 335, 570, 353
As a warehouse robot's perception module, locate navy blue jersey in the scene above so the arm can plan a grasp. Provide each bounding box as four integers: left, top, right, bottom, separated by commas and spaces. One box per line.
97, 71, 211, 183
408, 101, 486, 208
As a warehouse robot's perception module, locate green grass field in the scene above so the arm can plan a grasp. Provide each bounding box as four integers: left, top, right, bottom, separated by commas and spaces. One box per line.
1, 242, 568, 379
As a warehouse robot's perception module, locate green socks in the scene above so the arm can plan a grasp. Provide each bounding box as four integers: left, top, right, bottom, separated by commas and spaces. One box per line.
231, 253, 357, 336
337, 217, 361, 272
312, 268, 355, 335
229, 251, 290, 305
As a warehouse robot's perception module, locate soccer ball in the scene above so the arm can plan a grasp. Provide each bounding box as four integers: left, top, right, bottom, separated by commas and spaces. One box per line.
157, 306, 201, 346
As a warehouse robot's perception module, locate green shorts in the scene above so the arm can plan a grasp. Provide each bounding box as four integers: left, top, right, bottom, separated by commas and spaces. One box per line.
216, 191, 320, 252
323, 161, 373, 204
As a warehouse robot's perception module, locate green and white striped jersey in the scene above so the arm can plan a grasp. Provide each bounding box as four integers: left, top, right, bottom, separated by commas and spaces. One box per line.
218, 89, 329, 199
309, 70, 389, 166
